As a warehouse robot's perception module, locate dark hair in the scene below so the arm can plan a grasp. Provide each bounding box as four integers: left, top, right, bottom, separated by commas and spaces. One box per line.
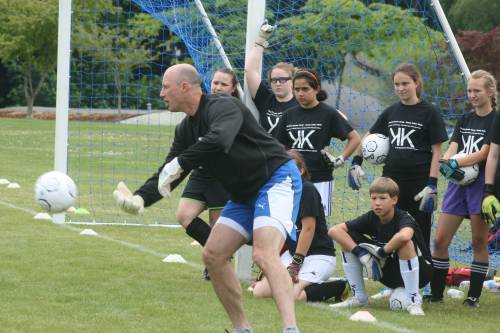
287, 149, 310, 180
293, 68, 328, 101
391, 63, 423, 99
369, 177, 399, 198
213, 67, 240, 99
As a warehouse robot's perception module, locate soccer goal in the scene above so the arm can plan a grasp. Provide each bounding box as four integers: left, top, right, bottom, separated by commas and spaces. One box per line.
56, 0, 498, 270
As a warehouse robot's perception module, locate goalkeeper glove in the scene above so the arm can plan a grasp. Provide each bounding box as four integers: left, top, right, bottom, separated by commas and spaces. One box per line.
358, 243, 389, 266
321, 147, 345, 169
254, 20, 275, 48
348, 155, 365, 190
113, 181, 144, 214
414, 178, 438, 213
287, 253, 304, 283
439, 159, 465, 182
481, 185, 499, 224
355, 246, 383, 281
158, 157, 183, 198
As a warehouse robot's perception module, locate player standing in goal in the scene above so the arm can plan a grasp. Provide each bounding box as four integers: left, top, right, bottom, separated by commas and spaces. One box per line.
348, 63, 448, 250
329, 177, 431, 315
430, 70, 497, 307
245, 21, 298, 137
113, 68, 239, 281
276, 68, 361, 216
150, 64, 302, 333
252, 149, 349, 303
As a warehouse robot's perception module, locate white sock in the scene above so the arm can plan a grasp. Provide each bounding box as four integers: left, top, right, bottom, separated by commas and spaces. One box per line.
342, 252, 368, 302
399, 256, 420, 304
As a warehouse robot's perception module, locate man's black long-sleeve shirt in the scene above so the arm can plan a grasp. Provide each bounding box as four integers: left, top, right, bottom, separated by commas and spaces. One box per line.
135, 94, 290, 205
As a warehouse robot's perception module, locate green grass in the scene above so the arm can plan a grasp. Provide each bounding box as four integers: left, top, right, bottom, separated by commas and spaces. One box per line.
0, 118, 498, 333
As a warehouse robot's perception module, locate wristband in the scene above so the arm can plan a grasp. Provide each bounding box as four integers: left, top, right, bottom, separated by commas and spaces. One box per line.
291, 253, 305, 265
485, 184, 496, 195
427, 177, 437, 186
352, 155, 363, 166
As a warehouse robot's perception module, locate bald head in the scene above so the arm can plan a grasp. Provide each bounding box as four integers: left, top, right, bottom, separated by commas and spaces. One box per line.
165, 64, 201, 86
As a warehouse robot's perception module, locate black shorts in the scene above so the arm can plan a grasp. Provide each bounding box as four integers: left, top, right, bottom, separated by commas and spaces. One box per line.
182, 175, 229, 210
349, 231, 432, 289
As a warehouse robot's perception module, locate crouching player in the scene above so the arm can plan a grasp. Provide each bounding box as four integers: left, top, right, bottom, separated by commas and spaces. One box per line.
329, 177, 432, 315
252, 150, 349, 303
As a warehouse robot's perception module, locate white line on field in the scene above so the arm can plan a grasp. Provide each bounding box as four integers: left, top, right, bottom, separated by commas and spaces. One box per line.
1, 199, 415, 333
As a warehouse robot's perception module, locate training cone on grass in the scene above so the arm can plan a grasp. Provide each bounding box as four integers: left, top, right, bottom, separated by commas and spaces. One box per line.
190, 240, 200, 246
80, 229, 98, 236
0, 178, 10, 185
162, 254, 187, 263
33, 212, 52, 220
349, 311, 377, 322
7, 182, 20, 189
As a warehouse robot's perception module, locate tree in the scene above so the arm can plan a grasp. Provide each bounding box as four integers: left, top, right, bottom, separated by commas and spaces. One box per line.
456, 28, 500, 82
442, 0, 500, 32
0, 0, 58, 117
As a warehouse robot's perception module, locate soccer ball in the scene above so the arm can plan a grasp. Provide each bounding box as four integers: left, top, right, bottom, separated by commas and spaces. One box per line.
34, 171, 77, 213
389, 287, 411, 311
449, 153, 479, 186
362, 133, 390, 165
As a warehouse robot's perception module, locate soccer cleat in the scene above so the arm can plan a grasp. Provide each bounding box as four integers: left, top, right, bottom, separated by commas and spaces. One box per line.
329, 296, 368, 308
422, 295, 443, 303
407, 303, 425, 316
202, 267, 210, 281
463, 297, 480, 308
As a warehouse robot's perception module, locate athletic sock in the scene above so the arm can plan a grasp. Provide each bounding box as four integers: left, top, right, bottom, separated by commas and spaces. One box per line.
185, 217, 211, 246
400, 256, 420, 304
303, 280, 347, 302
431, 257, 449, 299
468, 261, 488, 299
342, 252, 367, 303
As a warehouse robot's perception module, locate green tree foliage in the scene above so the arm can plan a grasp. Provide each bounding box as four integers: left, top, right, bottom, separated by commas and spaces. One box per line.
442, 0, 500, 32
72, 0, 165, 113
0, 0, 58, 117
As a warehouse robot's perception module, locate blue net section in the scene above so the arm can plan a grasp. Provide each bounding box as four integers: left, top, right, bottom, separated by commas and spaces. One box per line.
69, 0, 497, 268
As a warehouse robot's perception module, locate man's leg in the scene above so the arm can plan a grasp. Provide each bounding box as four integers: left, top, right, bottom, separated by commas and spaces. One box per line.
253, 226, 296, 327
203, 223, 249, 329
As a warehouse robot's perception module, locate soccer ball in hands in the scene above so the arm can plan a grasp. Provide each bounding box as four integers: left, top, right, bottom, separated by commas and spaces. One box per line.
389, 287, 411, 311
449, 153, 479, 186
34, 171, 77, 213
362, 133, 390, 165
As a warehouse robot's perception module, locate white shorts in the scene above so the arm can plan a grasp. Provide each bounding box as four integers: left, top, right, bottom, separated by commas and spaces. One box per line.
313, 180, 333, 217
281, 250, 336, 284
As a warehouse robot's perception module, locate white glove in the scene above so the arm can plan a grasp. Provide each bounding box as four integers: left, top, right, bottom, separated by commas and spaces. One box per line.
414, 185, 437, 212
321, 147, 345, 169
255, 20, 275, 48
358, 250, 383, 281
158, 157, 183, 198
113, 181, 144, 215
348, 165, 365, 190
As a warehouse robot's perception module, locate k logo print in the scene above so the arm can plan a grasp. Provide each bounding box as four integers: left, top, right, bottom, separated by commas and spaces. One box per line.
289, 129, 315, 149
390, 127, 415, 148
460, 135, 483, 154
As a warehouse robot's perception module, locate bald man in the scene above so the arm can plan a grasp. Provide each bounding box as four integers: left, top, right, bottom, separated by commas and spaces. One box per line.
121, 64, 302, 333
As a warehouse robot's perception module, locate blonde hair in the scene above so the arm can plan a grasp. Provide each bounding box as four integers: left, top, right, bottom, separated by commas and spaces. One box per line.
369, 177, 399, 198
392, 63, 423, 99
267, 62, 295, 80
470, 69, 498, 110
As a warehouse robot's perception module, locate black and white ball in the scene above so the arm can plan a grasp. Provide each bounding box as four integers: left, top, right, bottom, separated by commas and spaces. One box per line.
34, 171, 77, 213
362, 133, 390, 165
389, 287, 411, 311
449, 153, 479, 186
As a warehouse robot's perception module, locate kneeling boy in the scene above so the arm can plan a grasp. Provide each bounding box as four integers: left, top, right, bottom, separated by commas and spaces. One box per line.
328, 177, 431, 315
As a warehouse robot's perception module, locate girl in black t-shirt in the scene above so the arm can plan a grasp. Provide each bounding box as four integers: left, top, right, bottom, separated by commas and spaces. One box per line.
277, 69, 361, 216
245, 22, 298, 137
431, 70, 497, 307
349, 63, 448, 249
253, 150, 348, 303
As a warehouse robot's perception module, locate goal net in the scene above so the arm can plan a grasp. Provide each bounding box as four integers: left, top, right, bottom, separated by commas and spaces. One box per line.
68, 0, 497, 267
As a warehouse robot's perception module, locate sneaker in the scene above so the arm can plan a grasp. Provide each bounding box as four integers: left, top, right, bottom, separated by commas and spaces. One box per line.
407, 303, 425, 316
202, 267, 210, 281
463, 297, 480, 308
329, 296, 368, 308
370, 287, 392, 299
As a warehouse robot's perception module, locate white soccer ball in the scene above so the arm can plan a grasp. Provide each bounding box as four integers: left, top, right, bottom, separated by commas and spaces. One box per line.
389, 287, 411, 311
449, 153, 479, 186
34, 171, 77, 213
362, 133, 390, 165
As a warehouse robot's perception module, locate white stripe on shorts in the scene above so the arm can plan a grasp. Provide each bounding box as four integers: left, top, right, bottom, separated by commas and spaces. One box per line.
217, 216, 251, 241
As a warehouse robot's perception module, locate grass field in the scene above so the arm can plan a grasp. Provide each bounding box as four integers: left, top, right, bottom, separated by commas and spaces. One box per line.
0, 118, 498, 333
